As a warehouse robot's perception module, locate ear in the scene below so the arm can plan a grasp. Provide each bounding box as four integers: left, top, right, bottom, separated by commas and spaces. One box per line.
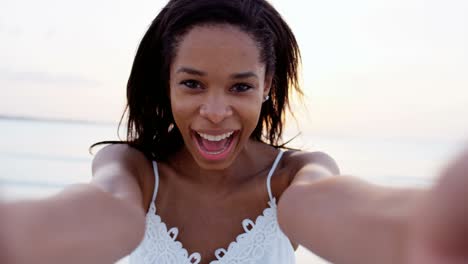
263, 74, 273, 97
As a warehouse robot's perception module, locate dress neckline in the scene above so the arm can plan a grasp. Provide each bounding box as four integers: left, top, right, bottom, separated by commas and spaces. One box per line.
147, 197, 278, 263
146, 149, 284, 263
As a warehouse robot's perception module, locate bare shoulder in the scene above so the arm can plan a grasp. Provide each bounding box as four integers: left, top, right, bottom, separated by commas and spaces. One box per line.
92, 144, 151, 176
287, 150, 340, 172
283, 150, 340, 185
91, 144, 154, 212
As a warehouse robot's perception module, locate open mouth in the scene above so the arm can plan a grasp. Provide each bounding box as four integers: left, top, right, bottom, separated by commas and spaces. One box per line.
191, 130, 239, 161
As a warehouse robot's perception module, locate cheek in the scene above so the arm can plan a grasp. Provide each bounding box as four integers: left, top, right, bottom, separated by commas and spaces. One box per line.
170, 84, 264, 131
170, 89, 197, 128
236, 97, 263, 127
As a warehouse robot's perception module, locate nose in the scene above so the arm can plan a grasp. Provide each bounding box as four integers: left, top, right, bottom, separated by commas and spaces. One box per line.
199, 96, 233, 124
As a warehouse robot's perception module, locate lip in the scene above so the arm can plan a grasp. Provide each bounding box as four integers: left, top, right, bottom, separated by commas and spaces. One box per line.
190, 129, 239, 161
191, 128, 239, 135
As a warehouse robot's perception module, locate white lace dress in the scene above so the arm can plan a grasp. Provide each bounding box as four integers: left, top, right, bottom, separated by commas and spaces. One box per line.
129, 151, 296, 264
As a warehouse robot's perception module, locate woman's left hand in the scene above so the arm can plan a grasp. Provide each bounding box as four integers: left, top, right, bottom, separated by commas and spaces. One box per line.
407, 147, 468, 264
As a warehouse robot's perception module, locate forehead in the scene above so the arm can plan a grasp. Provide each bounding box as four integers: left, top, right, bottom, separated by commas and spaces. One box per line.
171, 25, 265, 74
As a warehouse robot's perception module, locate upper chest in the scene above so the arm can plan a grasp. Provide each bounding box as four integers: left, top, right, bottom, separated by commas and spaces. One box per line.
138, 152, 301, 262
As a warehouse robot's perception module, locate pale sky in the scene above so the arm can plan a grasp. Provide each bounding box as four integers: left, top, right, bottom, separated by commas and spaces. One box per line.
1, 0, 467, 142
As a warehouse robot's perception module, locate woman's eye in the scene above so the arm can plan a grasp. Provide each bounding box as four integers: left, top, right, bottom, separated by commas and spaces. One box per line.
230, 83, 253, 93
180, 80, 201, 89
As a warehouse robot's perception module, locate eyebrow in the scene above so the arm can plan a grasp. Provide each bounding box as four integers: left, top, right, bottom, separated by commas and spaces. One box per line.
176, 67, 258, 79
230, 71, 258, 80
176, 67, 206, 76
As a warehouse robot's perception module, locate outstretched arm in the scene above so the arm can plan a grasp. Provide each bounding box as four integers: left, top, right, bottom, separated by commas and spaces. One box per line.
1, 183, 145, 264
408, 147, 468, 264
0, 144, 148, 264
277, 152, 425, 264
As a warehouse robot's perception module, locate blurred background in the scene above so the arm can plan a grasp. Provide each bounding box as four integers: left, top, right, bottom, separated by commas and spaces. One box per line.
1, 0, 467, 263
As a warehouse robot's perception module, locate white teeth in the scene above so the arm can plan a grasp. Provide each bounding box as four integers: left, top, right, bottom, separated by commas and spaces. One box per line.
197, 131, 234, 141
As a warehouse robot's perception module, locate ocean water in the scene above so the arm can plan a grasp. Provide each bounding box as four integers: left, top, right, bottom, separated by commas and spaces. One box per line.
0, 118, 465, 263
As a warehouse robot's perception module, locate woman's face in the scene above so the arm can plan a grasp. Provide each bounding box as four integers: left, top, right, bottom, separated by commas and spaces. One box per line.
169, 25, 271, 170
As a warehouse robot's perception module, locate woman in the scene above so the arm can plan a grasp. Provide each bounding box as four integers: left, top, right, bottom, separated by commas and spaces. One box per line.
1, 0, 467, 263
94, 0, 328, 262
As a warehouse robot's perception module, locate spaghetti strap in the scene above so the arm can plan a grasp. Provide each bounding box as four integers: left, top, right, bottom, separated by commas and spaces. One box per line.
150, 160, 159, 204
266, 150, 284, 202
151, 153, 282, 204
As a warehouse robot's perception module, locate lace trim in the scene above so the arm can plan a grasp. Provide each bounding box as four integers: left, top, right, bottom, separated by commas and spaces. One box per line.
131, 198, 281, 264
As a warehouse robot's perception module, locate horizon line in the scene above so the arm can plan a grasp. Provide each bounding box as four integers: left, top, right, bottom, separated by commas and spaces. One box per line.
0, 114, 119, 126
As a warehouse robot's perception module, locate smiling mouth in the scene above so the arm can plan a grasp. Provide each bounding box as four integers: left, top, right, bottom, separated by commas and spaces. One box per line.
191, 130, 239, 160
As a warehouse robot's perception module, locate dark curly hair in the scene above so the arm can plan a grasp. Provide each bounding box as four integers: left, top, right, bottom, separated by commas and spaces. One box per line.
91, 0, 302, 161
